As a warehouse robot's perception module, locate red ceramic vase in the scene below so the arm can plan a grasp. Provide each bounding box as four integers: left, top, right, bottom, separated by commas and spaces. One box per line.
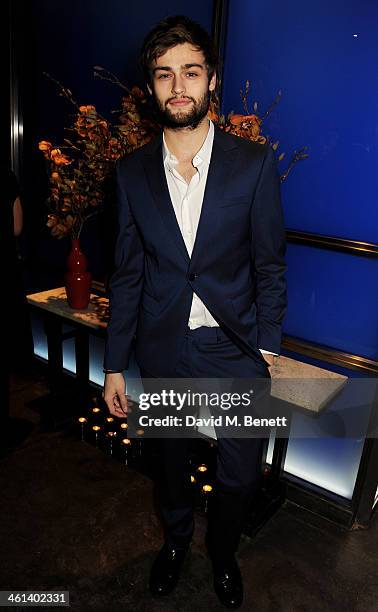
64, 238, 92, 309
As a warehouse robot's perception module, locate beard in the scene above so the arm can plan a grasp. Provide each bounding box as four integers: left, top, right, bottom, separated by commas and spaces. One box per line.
151, 89, 211, 130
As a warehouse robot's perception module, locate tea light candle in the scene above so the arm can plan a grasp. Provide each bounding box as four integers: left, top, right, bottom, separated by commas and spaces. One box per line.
121, 437, 131, 465
201, 483, 213, 512
134, 429, 144, 458
92, 424, 102, 447
106, 431, 117, 455
77, 417, 87, 441
197, 464, 208, 474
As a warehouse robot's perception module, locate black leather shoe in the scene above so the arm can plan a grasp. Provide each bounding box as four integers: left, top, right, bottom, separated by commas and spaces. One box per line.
213, 556, 243, 609
149, 543, 189, 596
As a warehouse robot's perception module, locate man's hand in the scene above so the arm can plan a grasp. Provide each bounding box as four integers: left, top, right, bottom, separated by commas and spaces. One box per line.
103, 372, 128, 417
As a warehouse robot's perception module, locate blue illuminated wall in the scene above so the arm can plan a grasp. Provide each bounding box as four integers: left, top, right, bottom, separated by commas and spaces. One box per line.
285, 246, 378, 360
221, 0, 378, 499
222, 0, 378, 242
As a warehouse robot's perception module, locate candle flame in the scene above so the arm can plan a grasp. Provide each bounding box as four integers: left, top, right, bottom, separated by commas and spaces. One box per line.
197, 464, 208, 472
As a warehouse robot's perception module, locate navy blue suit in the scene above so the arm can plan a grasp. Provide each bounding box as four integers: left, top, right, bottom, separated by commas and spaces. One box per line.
104, 124, 287, 556
104, 125, 287, 376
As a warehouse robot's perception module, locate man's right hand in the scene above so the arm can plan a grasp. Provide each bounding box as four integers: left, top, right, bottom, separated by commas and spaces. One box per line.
103, 372, 128, 417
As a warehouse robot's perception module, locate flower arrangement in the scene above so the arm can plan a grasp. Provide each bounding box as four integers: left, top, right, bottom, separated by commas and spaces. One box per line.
39, 69, 159, 239
208, 80, 308, 181
39, 69, 307, 240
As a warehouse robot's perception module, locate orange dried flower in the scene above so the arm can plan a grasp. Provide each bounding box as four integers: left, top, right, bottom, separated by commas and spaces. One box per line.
50, 149, 72, 166
79, 105, 96, 114
50, 171, 61, 183
39, 141, 53, 158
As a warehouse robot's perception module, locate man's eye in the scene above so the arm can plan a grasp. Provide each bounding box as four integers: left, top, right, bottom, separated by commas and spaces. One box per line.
186, 73, 198, 77
158, 73, 171, 79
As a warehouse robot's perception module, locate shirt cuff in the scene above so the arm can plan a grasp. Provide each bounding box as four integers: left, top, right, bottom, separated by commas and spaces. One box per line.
259, 348, 279, 356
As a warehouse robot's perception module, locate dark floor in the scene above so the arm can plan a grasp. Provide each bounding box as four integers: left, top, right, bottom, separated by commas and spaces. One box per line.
1, 368, 377, 612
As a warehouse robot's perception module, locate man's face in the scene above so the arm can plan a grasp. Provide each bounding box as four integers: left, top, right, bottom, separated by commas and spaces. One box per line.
147, 42, 216, 129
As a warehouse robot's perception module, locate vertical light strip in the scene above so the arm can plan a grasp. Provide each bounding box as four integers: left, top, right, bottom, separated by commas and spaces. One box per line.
9, 0, 23, 180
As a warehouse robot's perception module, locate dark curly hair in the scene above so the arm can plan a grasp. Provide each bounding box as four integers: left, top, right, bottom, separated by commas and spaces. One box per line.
139, 15, 219, 87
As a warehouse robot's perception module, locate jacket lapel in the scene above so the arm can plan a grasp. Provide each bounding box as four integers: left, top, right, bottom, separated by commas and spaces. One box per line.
141, 124, 239, 267
142, 133, 190, 265
189, 127, 238, 270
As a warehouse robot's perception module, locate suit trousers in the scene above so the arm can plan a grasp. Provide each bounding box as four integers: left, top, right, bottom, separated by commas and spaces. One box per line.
140, 325, 271, 561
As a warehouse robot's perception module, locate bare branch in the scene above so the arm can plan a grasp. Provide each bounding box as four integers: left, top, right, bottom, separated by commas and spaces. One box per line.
280, 147, 309, 182
260, 89, 282, 123
93, 65, 132, 94
43, 72, 80, 110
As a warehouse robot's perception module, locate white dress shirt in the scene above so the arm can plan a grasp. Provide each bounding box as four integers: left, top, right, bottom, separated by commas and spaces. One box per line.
162, 119, 277, 357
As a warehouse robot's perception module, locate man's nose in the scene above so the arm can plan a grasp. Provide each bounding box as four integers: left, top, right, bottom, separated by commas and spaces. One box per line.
172, 75, 185, 95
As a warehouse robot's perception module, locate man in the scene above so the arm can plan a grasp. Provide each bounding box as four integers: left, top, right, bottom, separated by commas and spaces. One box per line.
103, 15, 287, 609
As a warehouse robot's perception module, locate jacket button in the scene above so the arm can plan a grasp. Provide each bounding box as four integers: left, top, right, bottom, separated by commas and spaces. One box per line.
188, 273, 198, 281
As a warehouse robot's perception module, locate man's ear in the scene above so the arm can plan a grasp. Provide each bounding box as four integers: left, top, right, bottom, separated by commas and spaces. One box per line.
209, 72, 217, 93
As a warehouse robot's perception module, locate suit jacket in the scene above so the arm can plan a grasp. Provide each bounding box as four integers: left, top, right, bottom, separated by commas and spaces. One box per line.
104, 124, 287, 377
